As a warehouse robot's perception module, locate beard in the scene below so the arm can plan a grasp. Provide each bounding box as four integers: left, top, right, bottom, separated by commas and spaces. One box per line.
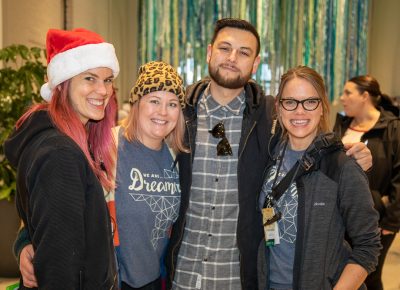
208, 63, 252, 89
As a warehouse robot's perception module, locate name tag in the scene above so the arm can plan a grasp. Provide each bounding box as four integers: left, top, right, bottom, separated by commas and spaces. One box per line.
262, 207, 280, 246
195, 273, 201, 289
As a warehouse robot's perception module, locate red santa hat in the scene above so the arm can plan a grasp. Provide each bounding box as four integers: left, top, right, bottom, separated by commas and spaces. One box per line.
40, 28, 120, 101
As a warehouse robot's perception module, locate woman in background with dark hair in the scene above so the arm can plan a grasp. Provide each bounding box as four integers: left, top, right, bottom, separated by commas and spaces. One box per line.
334, 75, 400, 290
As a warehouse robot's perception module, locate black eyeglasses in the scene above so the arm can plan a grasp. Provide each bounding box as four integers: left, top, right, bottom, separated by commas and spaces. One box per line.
209, 122, 232, 156
279, 98, 321, 111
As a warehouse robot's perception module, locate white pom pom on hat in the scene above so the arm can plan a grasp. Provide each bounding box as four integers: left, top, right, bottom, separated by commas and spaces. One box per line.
40, 28, 120, 101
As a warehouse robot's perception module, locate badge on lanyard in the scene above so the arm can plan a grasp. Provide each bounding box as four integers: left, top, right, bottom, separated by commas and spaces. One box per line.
262, 142, 287, 247
262, 206, 281, 246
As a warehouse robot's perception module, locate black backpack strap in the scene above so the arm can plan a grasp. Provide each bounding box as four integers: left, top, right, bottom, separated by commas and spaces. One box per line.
270, 133, 343, 203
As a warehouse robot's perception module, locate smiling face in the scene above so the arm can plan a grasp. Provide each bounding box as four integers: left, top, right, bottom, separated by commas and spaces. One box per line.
340, 81, 366, 117
279, 77, 323, 150
68, 67, 114, 124
207, 27, 260, 89
137, 91, 181, 150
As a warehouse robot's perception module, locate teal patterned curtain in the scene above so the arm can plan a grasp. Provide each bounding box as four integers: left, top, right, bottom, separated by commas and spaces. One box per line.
137, 0, 370, 101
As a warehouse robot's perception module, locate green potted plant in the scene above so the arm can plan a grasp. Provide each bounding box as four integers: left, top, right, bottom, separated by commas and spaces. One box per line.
0, 44, 46, 277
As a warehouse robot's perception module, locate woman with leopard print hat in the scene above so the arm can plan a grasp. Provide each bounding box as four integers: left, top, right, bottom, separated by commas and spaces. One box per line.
16, 60, 187, 290
109, 61, 188, 290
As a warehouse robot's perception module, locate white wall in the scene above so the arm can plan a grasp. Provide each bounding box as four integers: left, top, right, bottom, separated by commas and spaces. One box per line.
69, 0, 111, 35
369, 0, 400, 97
109, 0, 138, 104
2, 0, 63, 47
62, 0, 138, 103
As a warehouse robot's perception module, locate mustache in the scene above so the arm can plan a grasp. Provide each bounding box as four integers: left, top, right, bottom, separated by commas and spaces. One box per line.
219, 63, 239, 71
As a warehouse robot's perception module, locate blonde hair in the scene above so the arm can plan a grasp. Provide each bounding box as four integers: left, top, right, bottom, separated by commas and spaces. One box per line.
121, 100, 188, 154
276, 65, 331, 139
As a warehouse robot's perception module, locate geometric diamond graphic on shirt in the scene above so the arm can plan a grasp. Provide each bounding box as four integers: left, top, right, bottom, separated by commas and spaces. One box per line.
163, 168, 179, 179
129, 194, 180, 249
276, 183, 298, 243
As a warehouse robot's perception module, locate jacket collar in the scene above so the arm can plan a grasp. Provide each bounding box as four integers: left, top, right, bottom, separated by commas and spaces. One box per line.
185, 77, 264, 119
336, 107, 398, 131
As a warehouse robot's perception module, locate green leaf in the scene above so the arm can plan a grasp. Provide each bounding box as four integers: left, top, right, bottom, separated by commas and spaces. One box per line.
0, 183, 14, 201
19, 45, 30, 60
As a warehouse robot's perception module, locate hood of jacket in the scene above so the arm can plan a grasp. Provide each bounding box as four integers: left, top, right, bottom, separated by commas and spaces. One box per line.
336, 107, 398, 131
4, 110, 55, 168
185, 77, 267, 120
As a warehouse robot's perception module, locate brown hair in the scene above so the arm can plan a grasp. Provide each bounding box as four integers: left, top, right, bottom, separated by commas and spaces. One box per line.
349, 75, 398, 115
276, 65, 331, 138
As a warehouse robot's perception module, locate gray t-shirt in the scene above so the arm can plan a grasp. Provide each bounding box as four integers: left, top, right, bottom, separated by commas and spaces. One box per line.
260, 144, 304, 289
115, 131, 180, 288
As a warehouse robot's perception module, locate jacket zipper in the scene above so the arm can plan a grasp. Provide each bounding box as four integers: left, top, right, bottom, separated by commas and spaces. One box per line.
170, 120, 193, 283
237, 120, 257, 288
238, 121, 257, 160
170, 216, 187, 283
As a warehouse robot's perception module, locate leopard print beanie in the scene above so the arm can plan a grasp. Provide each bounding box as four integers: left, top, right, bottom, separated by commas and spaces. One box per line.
130, 61, 186, 109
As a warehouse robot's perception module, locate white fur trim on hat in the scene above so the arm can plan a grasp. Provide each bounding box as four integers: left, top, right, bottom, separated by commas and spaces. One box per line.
41, 42, 119, 101
40, 83, 52, 102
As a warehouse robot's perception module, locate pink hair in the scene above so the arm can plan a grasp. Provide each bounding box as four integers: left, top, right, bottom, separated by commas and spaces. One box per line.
16, 81, 117, 191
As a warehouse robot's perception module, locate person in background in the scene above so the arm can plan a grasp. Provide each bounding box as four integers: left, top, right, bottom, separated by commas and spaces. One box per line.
258, 66, 381, 290
166, 18, 374, 290
118, 102, 132, 121
333, 75, 400, 290
3, 28, 120, 289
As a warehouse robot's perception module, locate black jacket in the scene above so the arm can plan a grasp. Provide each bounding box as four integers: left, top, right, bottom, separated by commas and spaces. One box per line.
333, 109, 400, 232
166, 79, 280, 289
4, 111, 117, 290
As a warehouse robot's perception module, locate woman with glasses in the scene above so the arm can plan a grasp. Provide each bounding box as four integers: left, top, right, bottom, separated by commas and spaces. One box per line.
258, 66, 381, 290
334, 75, 400, 290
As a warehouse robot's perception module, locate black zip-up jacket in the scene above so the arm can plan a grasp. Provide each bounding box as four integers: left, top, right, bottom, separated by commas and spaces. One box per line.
333, 108, 400, 232
4, 111, 117, 290
166, 78, 280, 289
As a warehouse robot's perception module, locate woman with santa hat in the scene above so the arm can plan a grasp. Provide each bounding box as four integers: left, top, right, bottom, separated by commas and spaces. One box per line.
4, 28, 120, 289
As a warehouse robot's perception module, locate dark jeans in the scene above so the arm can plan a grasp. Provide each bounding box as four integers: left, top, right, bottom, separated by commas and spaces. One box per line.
121, 277, 161, 290
365, 233, 396, 290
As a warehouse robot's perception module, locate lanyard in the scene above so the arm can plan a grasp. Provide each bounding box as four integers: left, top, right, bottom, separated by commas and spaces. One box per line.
263, 140, 288, 208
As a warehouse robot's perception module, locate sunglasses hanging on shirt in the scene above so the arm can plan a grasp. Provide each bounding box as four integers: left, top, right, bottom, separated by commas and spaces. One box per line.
209, 122, 232, 156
